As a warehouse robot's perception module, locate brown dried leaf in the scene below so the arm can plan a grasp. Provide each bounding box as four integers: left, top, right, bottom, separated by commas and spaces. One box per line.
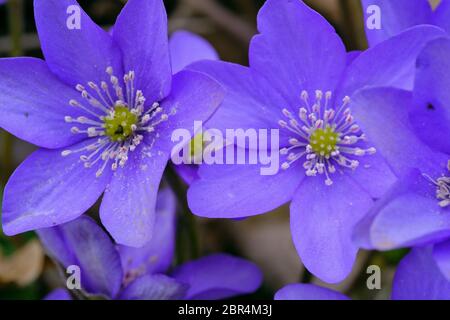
0, 240, 45, 286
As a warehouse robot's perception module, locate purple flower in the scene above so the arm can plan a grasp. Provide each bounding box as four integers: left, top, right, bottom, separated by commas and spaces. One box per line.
351, 37, 450, 280
0, 0, 224, 247
362, 0, 450, 46
275, 284, 351, 301
44, 288, 72, 301
39, 189, 263, 300
186, 0, 447, 283
168, 30, 220, 185
170, 30, 219, 75
275, 247, 450, 300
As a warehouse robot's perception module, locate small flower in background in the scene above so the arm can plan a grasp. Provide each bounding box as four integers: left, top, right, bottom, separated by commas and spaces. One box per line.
186, 0, 447, 284
0, 0, 224, 247
275, 247, 450, 300
168, 30, 220, 185
351, 37, 450, 281
362, 0, 450, 47
169, 30, 219, 76
39, 189, 263, 300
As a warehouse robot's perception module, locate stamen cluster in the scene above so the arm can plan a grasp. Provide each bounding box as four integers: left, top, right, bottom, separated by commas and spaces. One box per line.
62, 67, 174, 177
279, 90, 376, 186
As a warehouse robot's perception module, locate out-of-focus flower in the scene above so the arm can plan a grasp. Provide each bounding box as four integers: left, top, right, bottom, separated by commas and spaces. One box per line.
0, 0, 224, 247
0, 239, 44, 286
351, 37, 450, 280
186, 0, 446, 283
169, 30, 219, 75
39, 189, 263, 300
168, 30, 220, 185
275, 247, 450, 300
362, 0, 450, 46
44, 288, 72, 300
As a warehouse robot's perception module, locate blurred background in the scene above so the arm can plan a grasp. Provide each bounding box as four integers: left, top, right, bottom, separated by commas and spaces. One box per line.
0, 0, 436, 300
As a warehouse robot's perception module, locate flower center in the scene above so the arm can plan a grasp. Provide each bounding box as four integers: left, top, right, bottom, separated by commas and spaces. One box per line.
61, 67, 175, 177
309, 126, 339, 158
436, 176, 450, 208
104, 105, 138, 141
279, 90, 376, 186
189, 133, 205, 159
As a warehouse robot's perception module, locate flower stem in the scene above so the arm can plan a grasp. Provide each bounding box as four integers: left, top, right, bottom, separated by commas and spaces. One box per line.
165, 165, 200, 264
8, 0, 24, 57
0, 132, 13, 185
339, 0, 368, 50
2, 0, 24, 184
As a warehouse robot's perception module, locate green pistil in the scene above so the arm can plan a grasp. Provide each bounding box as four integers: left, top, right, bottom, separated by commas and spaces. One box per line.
104, 105, 138, 141
189, 133, 204, 159
309, 126, 339, 157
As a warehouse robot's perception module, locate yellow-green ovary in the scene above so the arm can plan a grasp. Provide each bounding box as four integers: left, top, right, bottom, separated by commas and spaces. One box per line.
104, 105, 138, 141
309, 126, 339, 157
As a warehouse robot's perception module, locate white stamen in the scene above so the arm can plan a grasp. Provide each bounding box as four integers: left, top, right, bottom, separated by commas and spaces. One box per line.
62, 67, 174, 177
424, 161, 450, 208
278, 90, 376, 186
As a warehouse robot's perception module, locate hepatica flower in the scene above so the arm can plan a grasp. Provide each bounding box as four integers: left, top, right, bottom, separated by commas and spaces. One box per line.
170, 30, 219, 76
187, 0, 447, 283
351, 37, 450, 280
39, 189, 262, 300
168, 30, 220, 185
362, 0, 450, 46
0, 0, 223, 246
275, 247, 450, 300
